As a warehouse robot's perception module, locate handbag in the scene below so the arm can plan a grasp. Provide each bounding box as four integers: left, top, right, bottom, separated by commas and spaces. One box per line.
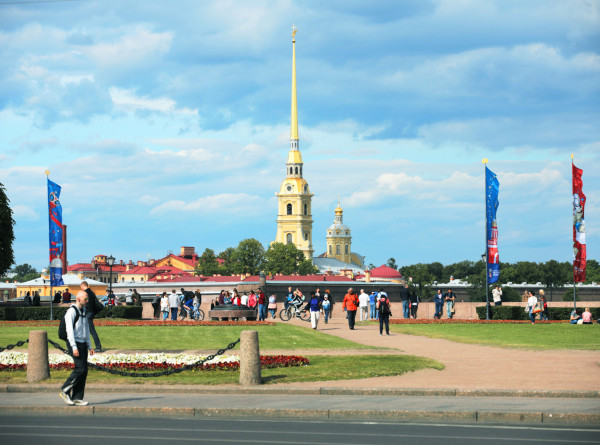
532, 302, 542, 314
268, 302, 277, 309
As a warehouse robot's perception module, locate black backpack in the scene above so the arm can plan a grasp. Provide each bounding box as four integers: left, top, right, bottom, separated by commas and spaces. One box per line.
58, 305, 81, 341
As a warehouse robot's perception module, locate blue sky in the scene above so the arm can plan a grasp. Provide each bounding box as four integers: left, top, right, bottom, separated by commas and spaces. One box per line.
1, 0, 599, 271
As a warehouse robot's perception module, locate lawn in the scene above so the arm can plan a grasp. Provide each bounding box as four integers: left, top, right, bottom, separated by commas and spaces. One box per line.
0, 323, 374, 351
0, 355, 443, 385
388, 322, 600, 350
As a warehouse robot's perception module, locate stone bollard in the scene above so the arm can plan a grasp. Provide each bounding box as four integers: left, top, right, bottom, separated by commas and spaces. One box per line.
27, 330, 50, 383
239, 330, 261, 386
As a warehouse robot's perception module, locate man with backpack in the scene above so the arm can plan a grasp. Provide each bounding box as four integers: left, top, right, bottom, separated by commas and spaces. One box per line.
59, 290, 95, 406
81, 281, 103, 352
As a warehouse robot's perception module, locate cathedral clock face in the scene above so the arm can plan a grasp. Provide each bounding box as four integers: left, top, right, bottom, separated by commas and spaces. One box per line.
286, 184, 292, 192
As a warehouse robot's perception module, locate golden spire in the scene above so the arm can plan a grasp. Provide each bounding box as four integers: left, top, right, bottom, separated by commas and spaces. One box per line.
290, 24, 299, 141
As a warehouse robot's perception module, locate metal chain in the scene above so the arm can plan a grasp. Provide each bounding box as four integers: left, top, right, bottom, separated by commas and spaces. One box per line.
47, 338, 240, 378
0, 339, 29, 353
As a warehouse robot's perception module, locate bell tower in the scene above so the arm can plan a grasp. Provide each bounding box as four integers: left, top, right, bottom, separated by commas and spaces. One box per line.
274, 26, 314, 261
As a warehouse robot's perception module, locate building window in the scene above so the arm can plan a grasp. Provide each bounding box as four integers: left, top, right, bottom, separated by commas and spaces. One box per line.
346, 231, 349, 235
328, 231, 331, 235
329, 245, 332, 255
286, 233, 293, 244
336, 245, 341, 255
345, 245, 349, 254
287, 204, 292, 215
304, 232, 308, 241
290, 167, 293, 174
295, 166, 298, 174
304, 203, 307, 215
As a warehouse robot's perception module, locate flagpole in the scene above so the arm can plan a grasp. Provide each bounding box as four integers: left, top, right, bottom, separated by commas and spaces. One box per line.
46, 170, 54, 321
483, 159, 490, 321
571, 154, 577, 312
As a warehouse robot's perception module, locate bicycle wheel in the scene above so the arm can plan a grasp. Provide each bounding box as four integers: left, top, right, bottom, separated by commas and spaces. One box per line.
196, 309, 205, 321
299, 309, 310, 321
279, 308, 291, 321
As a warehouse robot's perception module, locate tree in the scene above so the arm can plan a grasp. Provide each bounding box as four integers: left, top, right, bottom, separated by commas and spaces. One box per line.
230, 238, 265, 275
264, 242, 307, 275
427, 262, 444, 282
297, 260, 319, 275
386, 258, 398, 270
400, 263, 435, 300
10, 264, 39, 282
540, 260, 570, 299
0, 182, 15, 278
195, 248, 220, 276
217, 247, 236, 275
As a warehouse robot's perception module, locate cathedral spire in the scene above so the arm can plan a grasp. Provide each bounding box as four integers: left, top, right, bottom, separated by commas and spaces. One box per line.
290, 24, 299, 144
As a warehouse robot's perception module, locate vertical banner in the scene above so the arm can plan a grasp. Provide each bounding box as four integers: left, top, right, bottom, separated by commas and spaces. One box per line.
485, 166, 500, 283
572, 162, 586, 282
47, 178, 64, 286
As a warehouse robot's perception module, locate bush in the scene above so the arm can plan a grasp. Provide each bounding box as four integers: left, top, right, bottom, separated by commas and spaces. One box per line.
0, 306, 142, 320
475, 305, 600, 320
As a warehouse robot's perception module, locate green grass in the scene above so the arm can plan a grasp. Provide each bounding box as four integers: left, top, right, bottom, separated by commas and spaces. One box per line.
0, 324, 374, 351
0, 355, 443, 385
389, 323, 600, 350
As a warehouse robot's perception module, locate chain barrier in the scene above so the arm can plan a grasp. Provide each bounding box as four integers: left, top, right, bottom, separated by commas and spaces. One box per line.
47, 338, 240, 378
0, 339, 29, 353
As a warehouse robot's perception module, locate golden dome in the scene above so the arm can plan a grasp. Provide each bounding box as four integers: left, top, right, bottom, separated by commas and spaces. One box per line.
279, 177, 310, 195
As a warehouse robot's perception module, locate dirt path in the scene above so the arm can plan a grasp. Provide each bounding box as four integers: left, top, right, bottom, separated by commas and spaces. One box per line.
274, 317, 600, 391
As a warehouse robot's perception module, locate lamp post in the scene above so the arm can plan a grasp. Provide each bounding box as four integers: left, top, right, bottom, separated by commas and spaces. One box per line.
481, 253, 489, 320
107, 255, 115, 297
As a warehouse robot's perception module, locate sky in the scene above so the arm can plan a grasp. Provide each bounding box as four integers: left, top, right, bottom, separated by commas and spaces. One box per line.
1, 0, 599, 272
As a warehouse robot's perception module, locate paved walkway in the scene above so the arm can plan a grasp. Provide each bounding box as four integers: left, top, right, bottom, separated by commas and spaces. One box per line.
269, 317, 600, 392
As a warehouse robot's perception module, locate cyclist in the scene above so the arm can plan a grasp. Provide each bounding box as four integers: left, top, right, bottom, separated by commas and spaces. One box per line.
182, 296, 195, 320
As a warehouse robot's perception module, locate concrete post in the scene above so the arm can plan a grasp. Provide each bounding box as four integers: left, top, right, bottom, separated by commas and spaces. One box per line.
27, 330, 50, 383
239, 330, 261, 386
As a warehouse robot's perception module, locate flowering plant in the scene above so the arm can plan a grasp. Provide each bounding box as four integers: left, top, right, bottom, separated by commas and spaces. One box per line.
0, 320, 275, 327
388, 319, 563, 324
0, 351, 308, 372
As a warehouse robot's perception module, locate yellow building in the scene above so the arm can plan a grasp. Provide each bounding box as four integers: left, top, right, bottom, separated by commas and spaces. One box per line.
274, 28, 314, 260
323, 202, 365, 269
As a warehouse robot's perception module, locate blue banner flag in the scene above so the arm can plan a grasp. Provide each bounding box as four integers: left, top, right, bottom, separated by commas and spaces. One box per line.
47, 178, 64, 286
485, 166, 500, 283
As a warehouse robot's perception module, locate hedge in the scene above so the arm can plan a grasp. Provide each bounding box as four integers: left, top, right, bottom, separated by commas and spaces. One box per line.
475, 305, 600, 321
0, 306, 142, 321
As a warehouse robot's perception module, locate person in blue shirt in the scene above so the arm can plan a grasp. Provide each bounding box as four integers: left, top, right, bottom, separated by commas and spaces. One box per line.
182, 298, 195, 319
433, 289, 443, 319
369, 291, 378, 320
303, 291, 322, 330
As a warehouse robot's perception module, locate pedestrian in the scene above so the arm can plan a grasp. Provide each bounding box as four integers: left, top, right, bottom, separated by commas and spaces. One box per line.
582, 307, 594, 324
81, 281, 102, 352
160, 292, 169, 321
342, 288, 359, 330
268, 294, 277, 319
285, 286, 293, 311
527, 290, 538, 324
53, 290, 62, 304
409, 289, 419, 319
444, 288, 456, 319
492, 285, 502, 306
304, 291, 321, 329
358, 289, 369, 321
540, 294, 550, 321
125, 289, 133, 306
218, 290, 225, 306
32, 291, 41, 306
433, 289, 443, 319
322, 293, 331, 324
377, 293, 392, 335
248, 290, 257, 309
168, 289, 179, 321
240, 291, 248, 306
369, 291, 378, 320
132, 289, 141, 306
151, 294, 161, 318
257, 287, 267, 321
400, 284, 410, 319
195, 289, 202, 307
59, 290, 95, 406
62, 288, 71, 303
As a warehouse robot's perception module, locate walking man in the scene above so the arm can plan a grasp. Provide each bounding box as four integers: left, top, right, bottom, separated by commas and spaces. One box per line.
492, 285, 502, 306
257, 287, 267, 321
377, 293, 392, 335
342, 288, 359, 330
81, 281, 102, 352
60, 290, 95, 406
400, 284, 410, 319
168, 289, 179, 321
358, 289, 369, 321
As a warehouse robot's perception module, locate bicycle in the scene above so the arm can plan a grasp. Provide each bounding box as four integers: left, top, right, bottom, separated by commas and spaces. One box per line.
191, 307, 205, 321
279, 303, 310, 322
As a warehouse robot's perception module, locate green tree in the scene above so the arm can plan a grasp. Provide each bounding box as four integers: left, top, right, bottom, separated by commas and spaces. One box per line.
10, 264, 39, 282
427, 262, 444, 282
217, 247, 236, 275
195, 248, 220, 276
400, 263, 435, 300
466, 269, 487, 301
230, 238, 265, 275
540, 260, 570, 299
386, 258, 398, 270
0, 182, 15, 277
298, 259, 319, 275
584, 259, 600, 284
264, 242, 307, 275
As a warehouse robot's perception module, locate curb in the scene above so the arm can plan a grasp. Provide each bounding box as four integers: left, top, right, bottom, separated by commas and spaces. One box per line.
0, 406, 598, 425
1, 384, 598, 399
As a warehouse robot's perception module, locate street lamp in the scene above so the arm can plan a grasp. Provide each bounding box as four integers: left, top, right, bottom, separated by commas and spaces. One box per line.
481, 253, 490, 320
107, 255, 115, 296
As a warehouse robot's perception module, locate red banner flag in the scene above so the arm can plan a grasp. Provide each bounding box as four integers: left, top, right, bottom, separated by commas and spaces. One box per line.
572, 162, 586, 282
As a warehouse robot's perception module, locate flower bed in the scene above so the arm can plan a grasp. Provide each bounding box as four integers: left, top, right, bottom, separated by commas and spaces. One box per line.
0, 351, 308, 372
0, 320, 275, 327
388, 319, 564, 324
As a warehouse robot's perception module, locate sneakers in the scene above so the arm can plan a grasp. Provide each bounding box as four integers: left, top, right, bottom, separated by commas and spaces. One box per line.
59, 390, 74, 405
73, 399, 89, 406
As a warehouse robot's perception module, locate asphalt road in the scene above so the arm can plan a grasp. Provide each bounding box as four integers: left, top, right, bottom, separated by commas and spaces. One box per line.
1, 415, 599, 445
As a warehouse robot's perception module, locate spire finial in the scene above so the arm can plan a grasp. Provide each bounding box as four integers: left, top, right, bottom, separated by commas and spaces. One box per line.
290, 25, 299, 141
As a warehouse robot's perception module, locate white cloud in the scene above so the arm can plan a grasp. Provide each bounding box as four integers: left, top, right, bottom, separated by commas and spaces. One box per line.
110, 88, 197, 115
150, 193, 265, 216
11, 205, 39, 221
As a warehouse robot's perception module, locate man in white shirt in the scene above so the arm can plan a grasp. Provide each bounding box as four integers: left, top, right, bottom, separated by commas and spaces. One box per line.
358, 289, 370, 321
60, 290, 94, 406
168, 289, 180, 321
492, 285, 502, 306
